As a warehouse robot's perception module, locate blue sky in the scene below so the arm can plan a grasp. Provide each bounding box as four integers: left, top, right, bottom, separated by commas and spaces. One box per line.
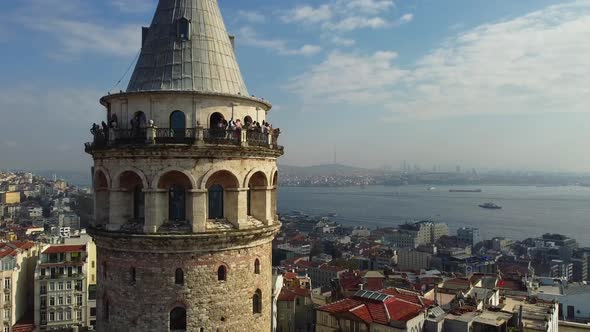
1, 0, 590, 172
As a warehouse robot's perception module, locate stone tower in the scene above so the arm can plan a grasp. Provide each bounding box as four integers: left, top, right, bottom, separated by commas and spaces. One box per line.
85, 0, 282, 331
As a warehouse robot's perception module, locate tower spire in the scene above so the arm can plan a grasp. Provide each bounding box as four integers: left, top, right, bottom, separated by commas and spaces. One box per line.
127, 0, 249, 96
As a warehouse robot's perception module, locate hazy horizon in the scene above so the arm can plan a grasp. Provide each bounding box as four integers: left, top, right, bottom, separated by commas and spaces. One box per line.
2, 0, 590, 173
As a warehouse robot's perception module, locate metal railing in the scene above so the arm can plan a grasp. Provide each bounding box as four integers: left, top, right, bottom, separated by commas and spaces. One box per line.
155, 128, 196, 144
86, 126, 281, 151
203, 128, 241, 146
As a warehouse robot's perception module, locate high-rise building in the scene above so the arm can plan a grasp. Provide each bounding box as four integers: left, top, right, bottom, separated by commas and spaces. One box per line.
84, 1, 283, 331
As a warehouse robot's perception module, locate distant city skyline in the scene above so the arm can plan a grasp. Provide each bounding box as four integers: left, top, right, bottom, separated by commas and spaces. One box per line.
2, 0, 590, 172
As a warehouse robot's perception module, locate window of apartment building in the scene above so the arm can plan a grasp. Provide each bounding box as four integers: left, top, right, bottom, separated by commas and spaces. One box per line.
4, 309, 9, 320
58, 311, 64, 321
66, 281, 72, 290
77, 294, 83, 305
49, 297, 55, 306
40, 284, 47, 294
5, 326, 10, 332
90, 307, 97, 317
50, 268, 56, 278
49, 312, 55, 321
77, 266, 82, 274
58, 282, 64, 290
41, 268, 46, 276
49, 282, 55, 291
76, 280, 82, 291
76, 309, 82, 321
59, 267, 64, 275
66, 295, 72, 305
41, 297, 46, 308
91, 274, 95, 283
58, 296, 64, 305
91, 261, 95, 268
3, 278, 10, 289
66, 310, 71, 321
68, 267, 73, 276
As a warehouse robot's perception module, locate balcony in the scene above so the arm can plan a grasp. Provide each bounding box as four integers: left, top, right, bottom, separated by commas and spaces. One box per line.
85, 126, 283, 152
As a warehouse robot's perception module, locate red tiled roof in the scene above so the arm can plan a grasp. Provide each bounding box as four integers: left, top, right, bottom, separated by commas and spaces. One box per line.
278, 288, 310, 301
319, 288, 430, 325
43, 245, 85, 254
283, 272, 298, 280
0, 241, 35, 258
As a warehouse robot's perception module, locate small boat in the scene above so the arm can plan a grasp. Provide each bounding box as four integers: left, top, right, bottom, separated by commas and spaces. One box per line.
479, 202, 502, 209
428, 187, 436, 191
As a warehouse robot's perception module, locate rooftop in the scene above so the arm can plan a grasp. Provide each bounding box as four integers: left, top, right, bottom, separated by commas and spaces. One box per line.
43, 245, 86, 254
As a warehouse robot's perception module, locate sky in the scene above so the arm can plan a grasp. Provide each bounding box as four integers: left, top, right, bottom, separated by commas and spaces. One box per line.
1, 0, 590, 173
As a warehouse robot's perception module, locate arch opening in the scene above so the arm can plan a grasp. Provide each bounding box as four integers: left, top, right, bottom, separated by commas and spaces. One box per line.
158, 171, 193, 224
170, 307, 187, 331
217, 265, 227, 281
205, 170, 239, 222
119, 171, 145, 222
253, 289, 262, 314
94, 170, 110, 226
175, 268, 184, 286
248, 171, 269, 222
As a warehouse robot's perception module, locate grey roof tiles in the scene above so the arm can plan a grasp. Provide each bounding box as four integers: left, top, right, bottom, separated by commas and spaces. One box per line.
127, 0, 249, 96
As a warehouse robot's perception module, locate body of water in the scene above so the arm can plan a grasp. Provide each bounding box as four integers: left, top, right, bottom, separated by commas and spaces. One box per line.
278, 185, 590, 246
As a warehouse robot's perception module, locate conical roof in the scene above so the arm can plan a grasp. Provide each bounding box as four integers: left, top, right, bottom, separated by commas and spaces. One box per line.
126, 0, 249, 96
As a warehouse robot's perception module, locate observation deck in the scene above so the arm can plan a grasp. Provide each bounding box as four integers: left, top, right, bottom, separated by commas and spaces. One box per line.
85, 126, 283, 155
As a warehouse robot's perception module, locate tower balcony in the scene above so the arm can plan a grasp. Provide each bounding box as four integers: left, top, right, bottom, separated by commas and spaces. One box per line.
85, 126, 283, 153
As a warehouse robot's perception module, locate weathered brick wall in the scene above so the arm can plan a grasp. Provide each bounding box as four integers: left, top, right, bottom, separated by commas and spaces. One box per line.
95, 237, 274, 332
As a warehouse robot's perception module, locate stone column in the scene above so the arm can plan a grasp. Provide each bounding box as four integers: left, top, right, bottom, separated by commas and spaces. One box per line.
250, 186, 271, 225
143, 189, 160, 233
226, 188, 248, 229
190, 189, 207, 232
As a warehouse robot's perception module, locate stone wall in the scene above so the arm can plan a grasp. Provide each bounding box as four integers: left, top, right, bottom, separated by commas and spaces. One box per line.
95, 233, 276, 332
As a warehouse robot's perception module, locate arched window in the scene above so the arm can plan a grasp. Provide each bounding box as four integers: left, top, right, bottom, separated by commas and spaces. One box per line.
133, 185, 145, 221
169, 185, 186, 221
244, 116, 253, 127
253, 289, 262, 314
254, 259, 260, 274
170, 307, 187, 331
210, 112, 224, 129
178, 18, 190, 41
208, 184, 224, 219
130, 267, 136, 284
217, 266, 226, 281
170, 111, 186, 139
104, 299, 110, 321
175, 268, 184, 286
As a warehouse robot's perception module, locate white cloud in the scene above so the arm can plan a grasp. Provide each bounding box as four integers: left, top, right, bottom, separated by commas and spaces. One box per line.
287, 2, 590, 121
238, 10, 266, 24
239, 27, 321, 57
110, 0, 156, 13
287, 51, 406, 105
398, 13, 414, 25
25, 18, 140, 58
331, 36, 356, 46
281, 0, 401, 36
337, 0, 395, 14
324, 16, 389, 31
282, 5, 333, 24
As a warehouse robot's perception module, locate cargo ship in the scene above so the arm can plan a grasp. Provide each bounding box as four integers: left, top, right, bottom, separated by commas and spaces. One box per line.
449, 189, 482, 193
